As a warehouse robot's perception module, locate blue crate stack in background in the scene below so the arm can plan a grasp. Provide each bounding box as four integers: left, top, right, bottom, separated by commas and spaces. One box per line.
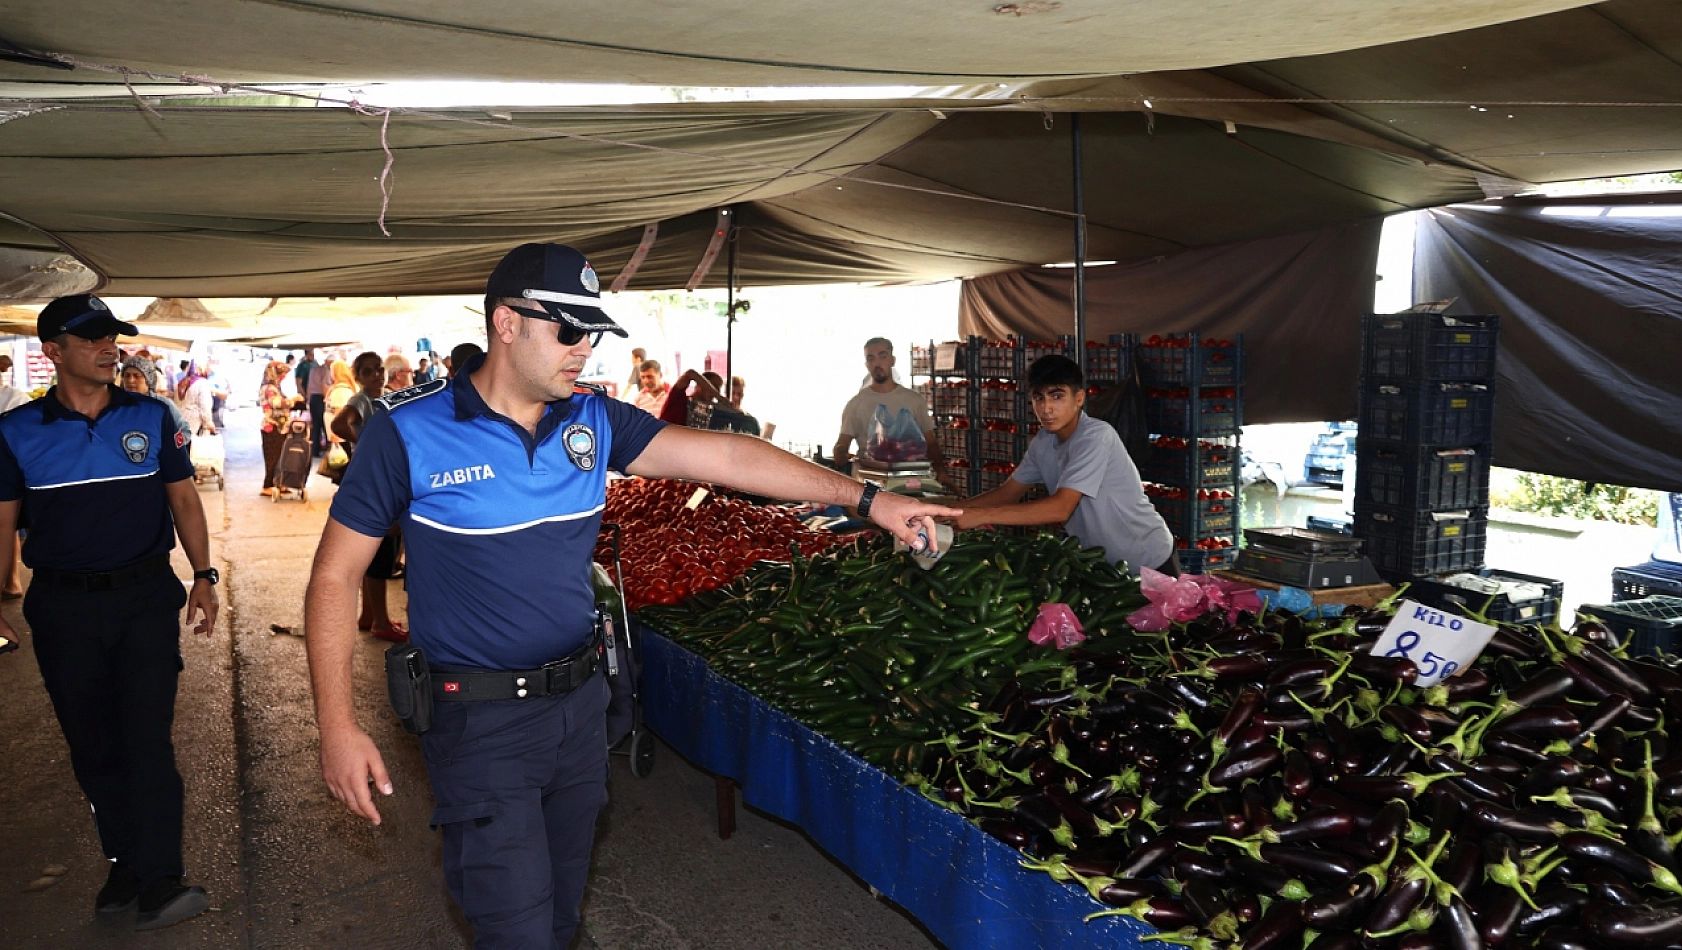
1136, 333, 1244, 573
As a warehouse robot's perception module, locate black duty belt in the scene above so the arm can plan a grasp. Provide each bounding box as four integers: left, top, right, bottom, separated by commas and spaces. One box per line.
430, 633, 603, 702
32, 554, 174, 592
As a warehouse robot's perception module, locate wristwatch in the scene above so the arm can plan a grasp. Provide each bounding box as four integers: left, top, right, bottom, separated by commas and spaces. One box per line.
193, 568, 220, 585
856, 482, 881, 518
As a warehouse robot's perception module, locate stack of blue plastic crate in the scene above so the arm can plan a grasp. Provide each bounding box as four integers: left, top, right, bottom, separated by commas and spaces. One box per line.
1137, 334, 1244, 573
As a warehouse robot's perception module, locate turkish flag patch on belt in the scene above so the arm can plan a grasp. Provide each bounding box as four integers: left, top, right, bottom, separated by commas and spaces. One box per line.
443, 681, 461, 693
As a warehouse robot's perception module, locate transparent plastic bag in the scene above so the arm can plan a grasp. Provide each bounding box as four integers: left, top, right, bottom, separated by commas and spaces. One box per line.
863, 405, 928, 463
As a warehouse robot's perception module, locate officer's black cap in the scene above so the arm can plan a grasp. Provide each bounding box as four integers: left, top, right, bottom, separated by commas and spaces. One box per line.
485, 243, 628, 338
37, 294, 138, 342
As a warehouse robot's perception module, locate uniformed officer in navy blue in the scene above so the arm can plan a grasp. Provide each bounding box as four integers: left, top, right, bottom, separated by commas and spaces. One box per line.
305, 243, 954, 949
0, 294, 220, 930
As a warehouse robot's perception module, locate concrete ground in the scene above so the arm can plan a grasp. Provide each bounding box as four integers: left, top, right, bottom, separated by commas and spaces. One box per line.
0, 407, 941, 950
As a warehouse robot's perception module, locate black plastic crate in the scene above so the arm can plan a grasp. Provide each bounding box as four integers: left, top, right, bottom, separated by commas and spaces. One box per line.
1149, 491, 1239, 540
1613, 561, 1682, 601
977, 382, 1022, 421
1137, 338, 1241, 387
929, 338, 980, 377
1179, 546, 1239, 574
1355, 440, 1490, 510
1408, 568, 1563, 626
1146, 390, 1241, 438
935, 426, 977, 463
1361, 313, 1500, 381
1354, 504, 1488, 579
1084, 339, 1130, 384
1358, 380, 1495, 446
1577, 596, 1682, 657
978, 427, 1019, 463
1141, 440, 1238, 491
1306, 515, 1353, 535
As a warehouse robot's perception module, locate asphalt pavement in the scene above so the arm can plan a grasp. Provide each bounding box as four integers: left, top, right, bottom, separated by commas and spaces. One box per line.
0, 406, 941, 950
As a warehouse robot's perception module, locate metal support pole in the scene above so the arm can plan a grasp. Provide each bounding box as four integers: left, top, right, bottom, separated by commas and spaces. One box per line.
725, 208, 736, 401
1072, 115, 1088, 373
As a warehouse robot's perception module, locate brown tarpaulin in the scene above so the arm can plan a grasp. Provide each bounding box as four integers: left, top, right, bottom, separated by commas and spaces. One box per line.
957, 220, 1383, 425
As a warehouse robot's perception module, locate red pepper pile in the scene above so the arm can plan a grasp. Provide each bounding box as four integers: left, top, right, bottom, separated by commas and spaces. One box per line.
595, 478, 849, 609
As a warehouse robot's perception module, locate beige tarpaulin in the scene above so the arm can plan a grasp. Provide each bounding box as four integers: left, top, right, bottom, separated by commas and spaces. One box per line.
0, 0, 1595, 86
0, 0, 1678, 299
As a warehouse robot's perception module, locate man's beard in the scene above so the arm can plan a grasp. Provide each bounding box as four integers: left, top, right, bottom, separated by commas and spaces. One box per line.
870, 369, 890, 383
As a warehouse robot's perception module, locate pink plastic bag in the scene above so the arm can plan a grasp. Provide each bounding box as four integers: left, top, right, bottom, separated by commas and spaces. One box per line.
1127, 567, 1264, 631
1028, 603, 1086, 649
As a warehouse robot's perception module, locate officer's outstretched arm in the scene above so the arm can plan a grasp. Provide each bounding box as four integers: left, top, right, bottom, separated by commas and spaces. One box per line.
627, 426, 959, 553
305, 518, 392, 825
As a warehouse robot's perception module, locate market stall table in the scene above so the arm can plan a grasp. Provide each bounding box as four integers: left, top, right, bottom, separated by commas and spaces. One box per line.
637, 625, 1153, 950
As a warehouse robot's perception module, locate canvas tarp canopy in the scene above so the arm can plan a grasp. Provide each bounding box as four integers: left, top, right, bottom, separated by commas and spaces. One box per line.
1, 0, 1681, 300
1413, 194, 1682, 493
0, 0, 1596, 87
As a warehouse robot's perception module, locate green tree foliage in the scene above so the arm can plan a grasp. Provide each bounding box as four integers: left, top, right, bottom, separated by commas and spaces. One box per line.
1492, 472, 1659, 526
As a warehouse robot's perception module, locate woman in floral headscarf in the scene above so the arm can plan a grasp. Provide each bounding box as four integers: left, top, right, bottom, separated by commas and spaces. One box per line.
258, 361, 295, 497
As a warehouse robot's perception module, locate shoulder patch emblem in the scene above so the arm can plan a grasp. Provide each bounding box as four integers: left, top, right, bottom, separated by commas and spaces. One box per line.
375, 377, 447, 413
563, 423, 597, 471
121, 429, 150, 464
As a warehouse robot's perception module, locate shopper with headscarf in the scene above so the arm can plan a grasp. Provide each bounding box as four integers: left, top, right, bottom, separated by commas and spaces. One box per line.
178, 362, 215, 436
258, 361, 294, 497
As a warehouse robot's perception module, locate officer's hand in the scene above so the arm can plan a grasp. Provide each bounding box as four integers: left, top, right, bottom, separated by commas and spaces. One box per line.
321, 725, 393, 826
187, 579, 218, 637
866, 490, 960, 553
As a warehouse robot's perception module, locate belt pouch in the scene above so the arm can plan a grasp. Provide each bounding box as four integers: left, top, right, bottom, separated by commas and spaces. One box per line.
385, 643, 433, 735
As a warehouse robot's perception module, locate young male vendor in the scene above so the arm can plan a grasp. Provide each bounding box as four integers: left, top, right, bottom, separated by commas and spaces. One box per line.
944, 355, 1179, 577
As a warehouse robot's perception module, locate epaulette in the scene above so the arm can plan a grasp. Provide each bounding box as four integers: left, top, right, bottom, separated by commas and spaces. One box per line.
376, 377, 448, 413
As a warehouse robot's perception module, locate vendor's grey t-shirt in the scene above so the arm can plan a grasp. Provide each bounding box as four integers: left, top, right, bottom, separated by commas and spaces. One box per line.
1011, 413, 1173, 575
839, 384, 935, 441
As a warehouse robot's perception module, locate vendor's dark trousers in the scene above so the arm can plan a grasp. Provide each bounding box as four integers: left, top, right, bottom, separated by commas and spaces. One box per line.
423, 673, 609, 950
260, 427, 286, 490
25, 572, 189, 884
1156, 551, 1183, 578
308, 393, 326, 454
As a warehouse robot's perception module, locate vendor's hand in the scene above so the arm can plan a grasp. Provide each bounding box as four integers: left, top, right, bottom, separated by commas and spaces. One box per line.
867, 491, 959, 553
186, 578, 219, 637
320, 724, 393, 826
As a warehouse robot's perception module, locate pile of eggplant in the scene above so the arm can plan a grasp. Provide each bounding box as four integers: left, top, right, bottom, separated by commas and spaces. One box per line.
917, 597, 1682, 950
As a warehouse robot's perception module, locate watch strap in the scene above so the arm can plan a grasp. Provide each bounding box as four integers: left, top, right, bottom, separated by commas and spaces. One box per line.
857, 482, 881, 518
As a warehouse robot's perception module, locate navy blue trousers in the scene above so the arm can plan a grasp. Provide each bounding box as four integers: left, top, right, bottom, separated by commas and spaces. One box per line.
424, 673, 610, 950
26, 572, 189, 884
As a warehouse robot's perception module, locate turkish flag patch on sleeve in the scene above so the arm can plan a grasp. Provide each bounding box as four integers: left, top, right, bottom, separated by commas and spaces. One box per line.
174, 430, 187, 449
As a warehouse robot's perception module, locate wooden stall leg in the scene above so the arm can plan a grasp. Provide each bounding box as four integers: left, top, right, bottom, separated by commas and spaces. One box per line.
715, 775, 737, 840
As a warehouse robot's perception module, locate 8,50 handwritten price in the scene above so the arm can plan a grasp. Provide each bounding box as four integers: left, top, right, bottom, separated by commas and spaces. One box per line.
1368, 600, 1499, 689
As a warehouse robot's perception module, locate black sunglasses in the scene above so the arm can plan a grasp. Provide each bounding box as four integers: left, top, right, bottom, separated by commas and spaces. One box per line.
506, 304, 605, 348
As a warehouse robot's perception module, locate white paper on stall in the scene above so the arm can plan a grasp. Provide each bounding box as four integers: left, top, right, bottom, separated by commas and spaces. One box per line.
1367, 599, 1499, 688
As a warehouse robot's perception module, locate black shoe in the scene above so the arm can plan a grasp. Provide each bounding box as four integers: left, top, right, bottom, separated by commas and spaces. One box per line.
95, 861, 140, 914
133, 877, 208, 931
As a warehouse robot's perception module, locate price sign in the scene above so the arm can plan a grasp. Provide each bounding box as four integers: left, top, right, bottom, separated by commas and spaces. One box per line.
684, 487, 710, 510
1368, 599, 1498, 688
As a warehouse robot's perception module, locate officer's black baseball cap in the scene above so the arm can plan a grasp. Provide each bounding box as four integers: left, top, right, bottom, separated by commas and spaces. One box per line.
37, 294, 138, 342
485, 243, 628, 340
